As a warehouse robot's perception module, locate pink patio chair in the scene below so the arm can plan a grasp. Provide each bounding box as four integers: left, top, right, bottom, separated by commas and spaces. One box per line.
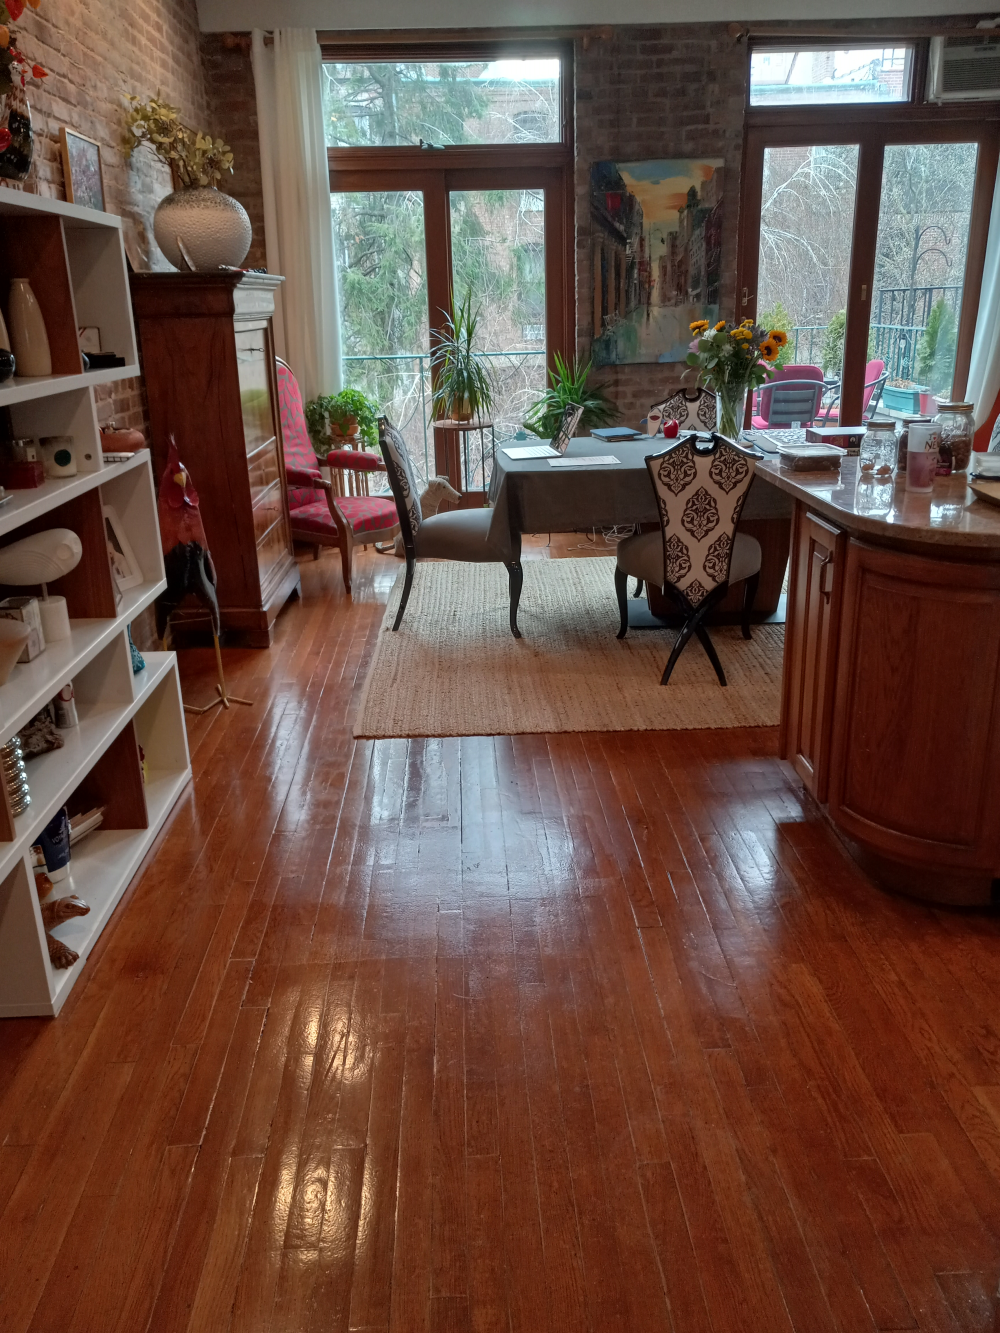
819, 359, 887, 424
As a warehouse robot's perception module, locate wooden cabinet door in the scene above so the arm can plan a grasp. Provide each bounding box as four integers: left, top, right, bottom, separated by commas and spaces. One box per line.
782, 508, 845, 802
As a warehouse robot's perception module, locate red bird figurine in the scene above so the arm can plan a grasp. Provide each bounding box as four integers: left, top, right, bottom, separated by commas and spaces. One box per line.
156, 437, 220, 641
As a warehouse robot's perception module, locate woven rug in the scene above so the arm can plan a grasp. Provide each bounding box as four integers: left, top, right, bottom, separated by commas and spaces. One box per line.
354, 557, 783, 739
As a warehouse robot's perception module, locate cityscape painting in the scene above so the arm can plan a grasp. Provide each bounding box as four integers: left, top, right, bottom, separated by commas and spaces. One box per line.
590, 157, 724, 366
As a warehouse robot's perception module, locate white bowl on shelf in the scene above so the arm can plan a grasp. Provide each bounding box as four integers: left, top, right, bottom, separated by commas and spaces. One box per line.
0, 619, 31, 685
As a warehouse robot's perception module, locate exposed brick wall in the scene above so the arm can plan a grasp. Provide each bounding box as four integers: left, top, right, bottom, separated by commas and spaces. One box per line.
201, 34, 267, 270
574, 24, 747, 426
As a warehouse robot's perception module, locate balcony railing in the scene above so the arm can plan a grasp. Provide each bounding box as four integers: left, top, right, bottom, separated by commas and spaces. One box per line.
342, 349, 546, 484
790, 322, 930, 383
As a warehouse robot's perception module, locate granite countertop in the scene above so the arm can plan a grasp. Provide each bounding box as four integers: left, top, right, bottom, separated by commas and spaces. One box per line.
756, 456, 1000, 550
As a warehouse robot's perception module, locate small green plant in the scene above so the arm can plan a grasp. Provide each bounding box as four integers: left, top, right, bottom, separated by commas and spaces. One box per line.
916, 298, 957, 396
124, 94, 234, 188
757, 301, 795, 369
523, 353, 619, 438
304, 387, 379, 455
431, 289, 495, 421
820, 310, 846, 377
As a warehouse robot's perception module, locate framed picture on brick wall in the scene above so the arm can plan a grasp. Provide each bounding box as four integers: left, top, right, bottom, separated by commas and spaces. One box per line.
591, 157, 724, 367
60, 128, 105, 213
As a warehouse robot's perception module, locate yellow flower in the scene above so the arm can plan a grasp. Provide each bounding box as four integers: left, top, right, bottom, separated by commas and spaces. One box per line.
759, 339, 779, 362
714, 320, 726, 331
741, 318, 754, 328
770, 329, 788, 347
689, 319, 709, 333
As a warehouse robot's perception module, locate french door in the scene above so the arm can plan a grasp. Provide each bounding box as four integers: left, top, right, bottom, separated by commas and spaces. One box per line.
330, 156, 572, 490
738, 111, 1000, 425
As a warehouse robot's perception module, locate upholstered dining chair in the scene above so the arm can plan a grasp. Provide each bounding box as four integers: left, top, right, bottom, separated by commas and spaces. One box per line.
615, 431, 762, 686
277, 359, 400, 593
378, 416, 524, 638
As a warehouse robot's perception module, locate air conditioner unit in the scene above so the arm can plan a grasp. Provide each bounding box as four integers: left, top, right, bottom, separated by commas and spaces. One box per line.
928, 36, 1000, 101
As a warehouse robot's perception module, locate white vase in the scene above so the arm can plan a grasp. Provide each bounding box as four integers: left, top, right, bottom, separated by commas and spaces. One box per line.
8, 279, 51, 377
153, 187, 252, 272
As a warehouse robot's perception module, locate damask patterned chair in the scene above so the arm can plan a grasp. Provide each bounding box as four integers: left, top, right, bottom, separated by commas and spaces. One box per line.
277, 359, 400, 593
615, 431, 762, 686
378, 416, 524, 638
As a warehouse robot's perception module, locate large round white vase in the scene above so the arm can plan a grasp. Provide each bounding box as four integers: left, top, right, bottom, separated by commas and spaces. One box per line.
153, 187, 252, 272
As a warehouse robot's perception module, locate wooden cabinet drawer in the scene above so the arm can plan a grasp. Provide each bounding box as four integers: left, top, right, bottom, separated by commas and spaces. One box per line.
236, 327, 274, 455
252, 479, 284, 546
248, 442, 281, 506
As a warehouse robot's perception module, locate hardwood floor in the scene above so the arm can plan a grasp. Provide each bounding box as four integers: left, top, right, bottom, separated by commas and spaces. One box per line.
1, 538, 999, 1332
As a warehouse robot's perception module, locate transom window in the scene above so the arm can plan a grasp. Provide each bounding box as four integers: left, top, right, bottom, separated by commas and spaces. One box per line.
749, 45, 915, 107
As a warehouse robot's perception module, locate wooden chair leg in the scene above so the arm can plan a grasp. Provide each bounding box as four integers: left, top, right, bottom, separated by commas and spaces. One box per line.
615, 566, 630, 639
392, 555, 415, 631
694, 624, 728, 686
338, 527, 354, 594
741, 571, 760, 640
660, 584, 728, 687
506, 561, 523, 639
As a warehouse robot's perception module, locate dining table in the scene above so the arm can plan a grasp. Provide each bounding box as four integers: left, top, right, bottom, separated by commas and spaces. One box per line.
485, 434, 794, 621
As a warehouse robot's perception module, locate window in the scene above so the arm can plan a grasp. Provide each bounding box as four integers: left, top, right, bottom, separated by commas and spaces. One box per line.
749, 45, 914, 107
322, 59, 561, 147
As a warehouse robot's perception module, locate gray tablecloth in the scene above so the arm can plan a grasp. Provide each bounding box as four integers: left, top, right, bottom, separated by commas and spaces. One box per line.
484, 436, 791, 562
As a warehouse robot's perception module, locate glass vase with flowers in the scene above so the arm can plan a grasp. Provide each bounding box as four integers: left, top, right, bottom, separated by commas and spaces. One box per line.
685, 318, 785, 440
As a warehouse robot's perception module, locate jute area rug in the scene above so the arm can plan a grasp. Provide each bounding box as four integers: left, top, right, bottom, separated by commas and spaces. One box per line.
354, 556, 783, 739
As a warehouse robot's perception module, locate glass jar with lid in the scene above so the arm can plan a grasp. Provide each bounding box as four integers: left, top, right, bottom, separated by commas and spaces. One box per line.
896, 416, 931, 474
859, 419, 898, 479
933, 401, 975, 475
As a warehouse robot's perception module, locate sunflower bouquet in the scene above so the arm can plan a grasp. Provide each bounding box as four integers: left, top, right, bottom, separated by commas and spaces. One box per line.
686, 318, 787, 439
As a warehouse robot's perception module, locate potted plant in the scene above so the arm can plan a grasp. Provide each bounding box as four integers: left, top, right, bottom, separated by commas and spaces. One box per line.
882, 380, 924, 415
124, 94, 251, 272
304, 388, 379, 458
431, 289, 495, 423
523, 353, 619, 437
0, 1, 49, 183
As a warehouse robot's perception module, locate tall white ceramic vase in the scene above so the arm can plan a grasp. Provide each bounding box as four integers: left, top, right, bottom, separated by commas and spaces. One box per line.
9, 279, 51, 377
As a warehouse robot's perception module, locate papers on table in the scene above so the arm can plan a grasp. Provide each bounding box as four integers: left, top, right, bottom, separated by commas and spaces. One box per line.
970, 454, 1000, 479
502, 444, 558, 459
548, 455, 620, 468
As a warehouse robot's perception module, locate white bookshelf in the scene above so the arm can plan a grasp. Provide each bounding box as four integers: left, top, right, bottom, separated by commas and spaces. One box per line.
0, 193, 191, 1018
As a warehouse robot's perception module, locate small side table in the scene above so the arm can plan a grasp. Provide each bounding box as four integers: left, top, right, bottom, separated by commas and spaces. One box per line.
433, 418, 497, 504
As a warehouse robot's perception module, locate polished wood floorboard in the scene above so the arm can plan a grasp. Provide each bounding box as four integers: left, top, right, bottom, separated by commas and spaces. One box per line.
1, 536, 999, 1332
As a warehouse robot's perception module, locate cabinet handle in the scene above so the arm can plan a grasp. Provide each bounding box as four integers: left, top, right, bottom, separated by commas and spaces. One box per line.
820, 554, 835, 601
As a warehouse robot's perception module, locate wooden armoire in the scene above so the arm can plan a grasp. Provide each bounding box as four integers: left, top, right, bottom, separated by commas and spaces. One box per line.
129, 271, 300, 647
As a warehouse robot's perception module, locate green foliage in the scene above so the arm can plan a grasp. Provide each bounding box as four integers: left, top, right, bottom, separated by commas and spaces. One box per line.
304, 388, 380, 456
431, 289, 495, 420
685, 320, 778, 395
522, 353, 619, 438
820, 311, 846, 377
124, 94, 234, 187
915, 298, 957, 395
324, 62, 488, 148
757, 302, 794, 369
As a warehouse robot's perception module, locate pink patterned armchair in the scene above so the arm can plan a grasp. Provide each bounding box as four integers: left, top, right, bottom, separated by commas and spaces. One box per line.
277, 358, 400, 593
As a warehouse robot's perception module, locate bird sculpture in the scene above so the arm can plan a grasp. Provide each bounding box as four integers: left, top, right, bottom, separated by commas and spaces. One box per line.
156, 437, 250, 713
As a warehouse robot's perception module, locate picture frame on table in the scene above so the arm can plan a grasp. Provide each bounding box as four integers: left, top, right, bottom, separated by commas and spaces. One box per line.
103, 505, 143, 592
59, 128, 105, 213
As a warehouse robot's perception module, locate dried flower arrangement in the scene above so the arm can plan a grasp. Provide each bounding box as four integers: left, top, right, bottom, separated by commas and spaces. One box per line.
0, 0, 47, 153
124, 94, 234, 188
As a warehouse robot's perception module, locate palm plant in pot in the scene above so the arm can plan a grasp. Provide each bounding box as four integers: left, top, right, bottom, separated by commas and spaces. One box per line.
124, 94, 251, 272
522, 353, 619, 438
431, 289, 495, 423
304, 388, 380, 458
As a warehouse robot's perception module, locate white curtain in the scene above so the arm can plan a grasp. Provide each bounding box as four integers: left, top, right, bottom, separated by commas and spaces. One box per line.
966, 168, 1000, 428
251, 28, 342, 401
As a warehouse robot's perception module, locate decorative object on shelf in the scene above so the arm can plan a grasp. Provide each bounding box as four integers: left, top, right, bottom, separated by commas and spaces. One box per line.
38, 594, 69, 642
0, 527, 83, 587
102, 506, 142, 592
523, 353, 619, 439
124, 94, 250, 272
304, 387, 380, 456
68, 806, 103, 845
1, 734, 29, 814
78, 327, 100, 355
38, 805, 71, 884
0, 438, 44, 489
59, 127, 105, 212
100, 422, 146, 456
18, 705, 63, 757
38, 435, 77, 479
686, 318, 781, 441
156, 436, 252, 713
34, 872, 84, 971
127, 625, 145, 674
0, 0, 48, 181
590, 157, 724, 367
9, 278, 51, 377
0, 304, 13, 383
431, 288, 496, 424
53, 681, 78, 729
0, 616, 28, 683
0, 596, 43, 661
934, 400, 975, 476
393, 477, 461, 557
